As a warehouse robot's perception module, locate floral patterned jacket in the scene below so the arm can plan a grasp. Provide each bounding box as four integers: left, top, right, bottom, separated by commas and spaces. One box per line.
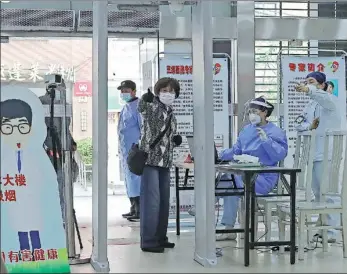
138, 96, 177, 168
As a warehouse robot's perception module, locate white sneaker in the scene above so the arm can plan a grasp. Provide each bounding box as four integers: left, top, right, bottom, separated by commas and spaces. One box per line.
216, 226, 237, 241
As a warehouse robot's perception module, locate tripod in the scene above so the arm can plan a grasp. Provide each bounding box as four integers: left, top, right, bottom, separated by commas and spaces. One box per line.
48, 86, 83, 251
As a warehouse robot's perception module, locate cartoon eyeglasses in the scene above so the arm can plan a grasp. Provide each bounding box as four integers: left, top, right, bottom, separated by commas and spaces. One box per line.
0, 123, 31, 135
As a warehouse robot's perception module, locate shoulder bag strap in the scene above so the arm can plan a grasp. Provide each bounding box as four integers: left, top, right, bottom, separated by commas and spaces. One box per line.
149, 114, 173, 149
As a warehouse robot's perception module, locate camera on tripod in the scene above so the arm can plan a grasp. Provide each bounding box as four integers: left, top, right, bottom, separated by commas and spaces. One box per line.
44, 74, 62, 85
44, 74, 63, 89
44, 74, 63, 99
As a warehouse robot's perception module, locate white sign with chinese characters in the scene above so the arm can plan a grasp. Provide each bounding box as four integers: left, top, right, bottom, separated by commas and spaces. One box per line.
282, 56, 346, 167
160, 57, 230, 213
1, 63, 75, 83
142, 60, 153, 95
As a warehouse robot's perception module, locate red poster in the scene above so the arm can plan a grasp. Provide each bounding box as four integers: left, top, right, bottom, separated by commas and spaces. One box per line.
74, 81, 92, 97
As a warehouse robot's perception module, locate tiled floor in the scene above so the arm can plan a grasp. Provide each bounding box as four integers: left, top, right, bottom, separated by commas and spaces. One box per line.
71, 194, 347, 273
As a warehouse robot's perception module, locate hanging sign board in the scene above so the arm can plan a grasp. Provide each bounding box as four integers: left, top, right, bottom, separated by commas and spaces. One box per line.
159, 57, 230, 213
282, 56, 346, 167
0, 85, 70, 273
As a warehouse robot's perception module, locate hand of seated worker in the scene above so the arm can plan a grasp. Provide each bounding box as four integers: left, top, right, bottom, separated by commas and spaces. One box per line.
256, 127, 268, 141
173, 135, 182, 146
142, 88, 154, 103
219, 148, 235, 161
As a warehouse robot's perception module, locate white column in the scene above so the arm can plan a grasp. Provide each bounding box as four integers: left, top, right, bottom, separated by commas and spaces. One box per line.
191, 1, 217, 267
236, 1, 255, 132
309, 3, 319, 55
91, 0, 110, 272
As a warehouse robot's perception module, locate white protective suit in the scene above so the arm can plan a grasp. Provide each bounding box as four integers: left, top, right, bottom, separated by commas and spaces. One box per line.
295, 84, 345, 238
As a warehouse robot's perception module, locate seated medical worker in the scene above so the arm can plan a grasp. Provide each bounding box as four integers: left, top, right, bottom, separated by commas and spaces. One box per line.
216, 97, 288, 241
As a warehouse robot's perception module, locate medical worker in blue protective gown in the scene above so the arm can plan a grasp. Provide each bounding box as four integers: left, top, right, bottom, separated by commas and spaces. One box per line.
294, 71, 345, 242
117, 80, 142, 222
216, 97, 288, 241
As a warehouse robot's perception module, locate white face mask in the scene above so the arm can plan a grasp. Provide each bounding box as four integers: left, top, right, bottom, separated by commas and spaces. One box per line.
249, 113, 261, 125
159, 92, 175, 106
306, 84, 318, 91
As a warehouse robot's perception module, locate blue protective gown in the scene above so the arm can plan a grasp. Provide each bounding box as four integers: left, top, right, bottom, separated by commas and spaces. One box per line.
118, 98, 142, 198
217, 122, 288, 227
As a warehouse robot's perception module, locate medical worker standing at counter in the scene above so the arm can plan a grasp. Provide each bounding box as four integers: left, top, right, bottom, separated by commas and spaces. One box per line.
117, 80, 142, 222
294, 71, 344, 242
217, 97, 288, 240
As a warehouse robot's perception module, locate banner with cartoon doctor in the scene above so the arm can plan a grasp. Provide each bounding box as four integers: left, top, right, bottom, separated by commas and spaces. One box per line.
0, 85, 70, 273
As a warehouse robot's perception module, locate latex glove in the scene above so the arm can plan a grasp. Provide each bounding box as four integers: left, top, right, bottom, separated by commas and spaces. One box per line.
173, 135, 182, 146
295, 83, 309, 93
219, 148, 233, 161
257, 127, 268, 141
309, 118, 320, 130
141, 88, 154, 103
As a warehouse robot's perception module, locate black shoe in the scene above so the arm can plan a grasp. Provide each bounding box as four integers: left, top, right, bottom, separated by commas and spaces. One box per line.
122, 197, 135, 218
127, 196, 140, 222
122, 212, 134, 218
160, 241, 175, 248
127, 214, 140, 222
141, 247, 165, 253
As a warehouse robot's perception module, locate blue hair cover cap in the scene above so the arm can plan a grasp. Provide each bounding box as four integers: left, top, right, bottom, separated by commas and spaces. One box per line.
306, 71, 326, 84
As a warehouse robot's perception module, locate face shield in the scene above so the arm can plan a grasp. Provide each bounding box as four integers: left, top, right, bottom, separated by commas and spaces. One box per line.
242, 99, 252, 124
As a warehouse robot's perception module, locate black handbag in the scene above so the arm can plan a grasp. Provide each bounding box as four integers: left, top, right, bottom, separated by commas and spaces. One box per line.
127, 115, 172, 176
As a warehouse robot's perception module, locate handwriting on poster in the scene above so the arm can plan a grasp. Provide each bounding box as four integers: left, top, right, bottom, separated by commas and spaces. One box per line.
1, 63, 75, 82
0, 174, 27, 202
1, 249, 59, 263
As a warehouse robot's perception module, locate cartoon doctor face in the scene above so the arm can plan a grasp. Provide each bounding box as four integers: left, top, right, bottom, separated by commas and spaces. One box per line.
326, 81, 335, 94
0, 99, 33, 149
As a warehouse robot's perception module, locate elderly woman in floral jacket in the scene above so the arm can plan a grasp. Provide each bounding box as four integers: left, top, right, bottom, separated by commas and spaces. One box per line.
138, 77, 182, 253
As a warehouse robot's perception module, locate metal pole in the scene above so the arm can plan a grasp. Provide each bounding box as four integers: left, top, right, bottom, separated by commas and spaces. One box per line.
191, 0, 217, 267
61, 85, 90, 265
61, 85, 76, 260
236, 1, 255, 134
91, 0, 110, 272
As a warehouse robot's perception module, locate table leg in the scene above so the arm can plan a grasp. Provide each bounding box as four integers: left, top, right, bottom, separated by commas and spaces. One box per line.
184, 168, 189, 186
250, 180, 256, 248
244, 172, 251, 267
290, 171, 296, 264
175, 167, 180, 236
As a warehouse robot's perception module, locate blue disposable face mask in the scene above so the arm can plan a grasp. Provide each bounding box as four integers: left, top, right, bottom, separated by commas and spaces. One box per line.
120, 93, 131, 102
